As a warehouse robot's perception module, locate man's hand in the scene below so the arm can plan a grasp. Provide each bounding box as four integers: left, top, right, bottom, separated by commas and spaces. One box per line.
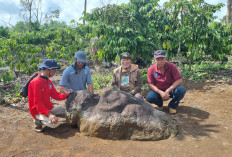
48, 113, 58, 124
159, 90, 170, 101
67, 89, 73, 96
149, 84, 170, 101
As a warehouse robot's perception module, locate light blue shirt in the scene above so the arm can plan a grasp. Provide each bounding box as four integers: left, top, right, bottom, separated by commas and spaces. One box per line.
60, 65, 92, 91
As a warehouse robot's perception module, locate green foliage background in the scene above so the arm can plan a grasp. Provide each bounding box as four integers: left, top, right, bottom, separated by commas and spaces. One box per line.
0, 0, 232, 85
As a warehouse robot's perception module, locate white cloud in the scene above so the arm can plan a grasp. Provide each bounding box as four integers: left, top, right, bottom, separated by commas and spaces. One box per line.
0, 1, 20, 14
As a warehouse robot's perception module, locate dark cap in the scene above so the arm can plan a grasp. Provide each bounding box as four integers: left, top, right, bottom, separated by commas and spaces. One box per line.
154, 50, 166, 59
75, 51, 88, 63
38, 59, 60, 69
120, 52, 132, 60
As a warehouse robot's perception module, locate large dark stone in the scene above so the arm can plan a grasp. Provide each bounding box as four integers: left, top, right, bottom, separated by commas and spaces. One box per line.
66, 90, 178, 141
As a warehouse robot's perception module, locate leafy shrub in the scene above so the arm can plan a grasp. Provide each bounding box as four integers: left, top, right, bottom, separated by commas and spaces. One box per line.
181, 61, 232, 81
140, 69, 148, 84
0, 71, 14, 84
14, 82, 21, 97
92, 72, 112, 90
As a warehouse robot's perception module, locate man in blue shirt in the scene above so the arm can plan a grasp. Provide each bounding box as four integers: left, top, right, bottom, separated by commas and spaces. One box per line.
59, 51, 94, 94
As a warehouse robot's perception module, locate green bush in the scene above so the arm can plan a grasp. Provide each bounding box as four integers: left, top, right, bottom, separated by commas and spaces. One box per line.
14, 82, 21, 97
140, 69, 147, 84
0, 71, 15, 84
181, 61, 232, 81
92, 72, 112, 90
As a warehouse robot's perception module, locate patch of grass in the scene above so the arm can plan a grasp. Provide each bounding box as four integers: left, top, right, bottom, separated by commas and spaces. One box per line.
0, 71, 15, 84
140, 69, 148, 84
14, 82, 21, 97
181, 60, 232, 81
92, 72, 112, 90
139, 60, 232, 83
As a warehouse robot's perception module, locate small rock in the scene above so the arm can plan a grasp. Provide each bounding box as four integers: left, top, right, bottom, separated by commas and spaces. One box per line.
227, 79, 232, 85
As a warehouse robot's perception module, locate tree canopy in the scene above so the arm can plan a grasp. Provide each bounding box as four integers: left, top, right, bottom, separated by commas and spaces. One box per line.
0, 0, 231, 84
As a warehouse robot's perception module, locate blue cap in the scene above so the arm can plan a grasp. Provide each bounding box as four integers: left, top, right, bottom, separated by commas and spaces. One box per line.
75, 51, 87, 63
38, 59, 60, 69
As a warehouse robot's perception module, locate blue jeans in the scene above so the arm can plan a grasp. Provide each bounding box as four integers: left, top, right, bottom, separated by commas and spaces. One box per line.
146, 86, 186, 109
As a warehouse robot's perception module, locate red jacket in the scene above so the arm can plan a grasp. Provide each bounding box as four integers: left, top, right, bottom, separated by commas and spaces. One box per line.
28, 75, 67, 119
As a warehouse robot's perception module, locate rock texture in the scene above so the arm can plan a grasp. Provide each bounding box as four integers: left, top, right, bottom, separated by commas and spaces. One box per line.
66, 90, 178, 141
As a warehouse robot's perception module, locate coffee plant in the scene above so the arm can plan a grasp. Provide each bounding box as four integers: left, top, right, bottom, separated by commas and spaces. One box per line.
0, 0, 231, 84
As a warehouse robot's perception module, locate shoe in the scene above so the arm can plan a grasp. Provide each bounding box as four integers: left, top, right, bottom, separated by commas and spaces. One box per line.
169, 108, 177, 114
156, 106, 164, 111
34, 119, 43, 132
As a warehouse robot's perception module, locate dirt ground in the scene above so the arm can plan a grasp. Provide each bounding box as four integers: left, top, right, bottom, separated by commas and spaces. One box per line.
0, 73, 232, 157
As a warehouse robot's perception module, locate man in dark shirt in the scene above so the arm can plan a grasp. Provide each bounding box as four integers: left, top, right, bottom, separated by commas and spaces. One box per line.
146, 50, 186, 114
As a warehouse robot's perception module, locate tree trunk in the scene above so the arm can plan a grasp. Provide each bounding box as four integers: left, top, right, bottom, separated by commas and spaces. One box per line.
29, 0, 33, 24
177, 6, 183, 68
84, 0, 87, 25
227, 0, 232, 25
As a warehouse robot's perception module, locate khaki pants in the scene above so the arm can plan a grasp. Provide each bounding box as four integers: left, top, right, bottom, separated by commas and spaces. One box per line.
35, 105, 66, 128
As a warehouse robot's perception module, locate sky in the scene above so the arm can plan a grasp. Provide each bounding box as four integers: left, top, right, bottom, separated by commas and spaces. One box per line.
0, 0, 227, 27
